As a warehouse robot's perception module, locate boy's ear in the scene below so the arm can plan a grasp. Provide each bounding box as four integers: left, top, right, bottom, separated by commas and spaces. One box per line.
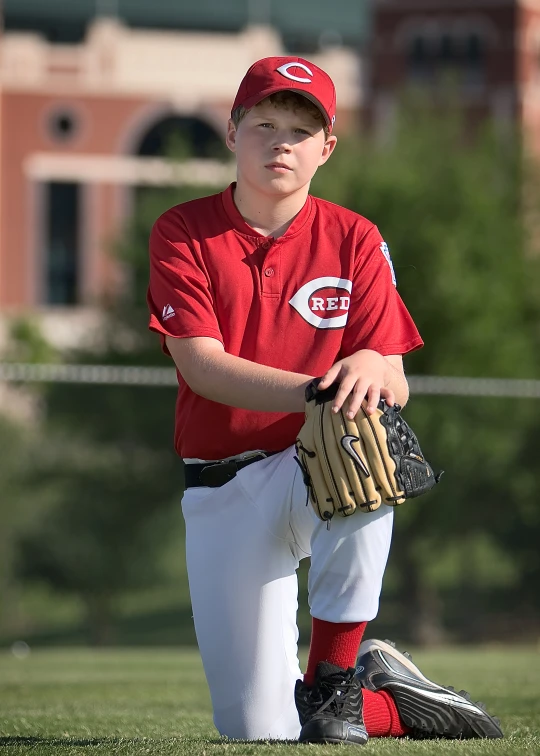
319, 135, 338, 166
226, 119, 237, 153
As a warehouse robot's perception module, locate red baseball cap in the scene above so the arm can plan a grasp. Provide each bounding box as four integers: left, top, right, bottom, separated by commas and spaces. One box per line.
232, 56, 337, 132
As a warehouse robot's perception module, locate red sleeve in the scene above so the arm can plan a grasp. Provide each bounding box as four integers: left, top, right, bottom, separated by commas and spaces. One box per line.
340, 225, 423, 358
147, 207, 223, 356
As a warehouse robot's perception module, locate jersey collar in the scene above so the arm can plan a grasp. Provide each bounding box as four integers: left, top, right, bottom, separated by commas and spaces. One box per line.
220, 182, 314, 241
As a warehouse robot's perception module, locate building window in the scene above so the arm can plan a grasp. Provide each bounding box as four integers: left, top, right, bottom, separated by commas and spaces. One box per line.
464, 33, 485, 87
45, 182, 80, 305
440, 33, 457, 66
409, 35, 431, 83
407, 29, 486, 91
466, 33, 483, 65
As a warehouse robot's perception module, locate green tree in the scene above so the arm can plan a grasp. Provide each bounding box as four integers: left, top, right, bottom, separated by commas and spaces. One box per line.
313, 110, 540, 642
0, 416, 62, 640
9, 109, 540, 646
10, 183, 224, 645
17, 432, 182, 645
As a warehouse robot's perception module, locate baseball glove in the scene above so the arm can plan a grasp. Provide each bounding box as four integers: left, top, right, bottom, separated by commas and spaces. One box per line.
295, 379, 442, 521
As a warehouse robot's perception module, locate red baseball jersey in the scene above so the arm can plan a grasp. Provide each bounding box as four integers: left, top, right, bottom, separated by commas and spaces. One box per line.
148, 183, 423, 460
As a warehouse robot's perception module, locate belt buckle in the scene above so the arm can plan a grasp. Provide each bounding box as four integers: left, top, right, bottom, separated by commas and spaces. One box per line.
199, 460, 238, 487
240, 451, 267, 462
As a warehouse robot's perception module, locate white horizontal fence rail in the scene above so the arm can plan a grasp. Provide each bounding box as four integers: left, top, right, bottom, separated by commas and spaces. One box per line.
0, 363, 178, 387
0, 363, 540, 398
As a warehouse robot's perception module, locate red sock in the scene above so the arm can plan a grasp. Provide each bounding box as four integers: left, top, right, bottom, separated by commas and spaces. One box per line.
362, 689, 411, 737
303, 618, 367, 687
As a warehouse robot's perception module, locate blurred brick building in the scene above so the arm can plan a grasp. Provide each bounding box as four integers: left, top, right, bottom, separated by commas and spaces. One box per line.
0, 12, 363, 323
1, 0, 540, 333
0, 3, 365, 333
368, 0, 540, 147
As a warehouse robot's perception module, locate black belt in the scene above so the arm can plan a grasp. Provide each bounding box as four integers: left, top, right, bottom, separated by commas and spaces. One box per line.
184, 451, 281, 488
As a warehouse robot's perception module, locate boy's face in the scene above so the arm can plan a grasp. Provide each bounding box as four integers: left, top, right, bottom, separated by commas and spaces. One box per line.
226, 99, 337, 199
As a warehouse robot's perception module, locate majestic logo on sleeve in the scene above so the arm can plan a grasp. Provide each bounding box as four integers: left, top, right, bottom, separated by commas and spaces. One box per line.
380, 242, 397, 286
162, 304, 176, 321
289, 277, 352, 329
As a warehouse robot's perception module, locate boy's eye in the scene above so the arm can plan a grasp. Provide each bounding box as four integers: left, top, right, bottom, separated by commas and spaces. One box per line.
295, 128, 311, 135
259, 122, 274, 128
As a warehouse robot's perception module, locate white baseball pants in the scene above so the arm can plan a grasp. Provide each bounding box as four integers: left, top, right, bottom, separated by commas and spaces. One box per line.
181, 445, 393, 740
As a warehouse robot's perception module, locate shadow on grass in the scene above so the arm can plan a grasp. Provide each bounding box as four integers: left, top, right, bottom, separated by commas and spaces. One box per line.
0, 737, 127, 747
0, 736, 303, 748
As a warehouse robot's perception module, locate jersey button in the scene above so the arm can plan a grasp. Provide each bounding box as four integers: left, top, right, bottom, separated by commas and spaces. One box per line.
261, 241, 271, 250
264, 267, 275, 277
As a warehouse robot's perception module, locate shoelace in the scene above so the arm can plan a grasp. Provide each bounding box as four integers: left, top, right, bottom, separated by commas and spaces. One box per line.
314, 673, 358, 717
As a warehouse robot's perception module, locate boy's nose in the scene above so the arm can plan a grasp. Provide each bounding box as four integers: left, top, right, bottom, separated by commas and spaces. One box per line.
273, 142, 292, 153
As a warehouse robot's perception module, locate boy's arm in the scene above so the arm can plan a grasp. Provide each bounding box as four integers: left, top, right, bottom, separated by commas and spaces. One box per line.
166, 336, 407, 415
166, 335, 314, 413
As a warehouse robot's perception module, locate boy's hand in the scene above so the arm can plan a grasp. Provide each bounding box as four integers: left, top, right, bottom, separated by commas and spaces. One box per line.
317, 349, 395, 418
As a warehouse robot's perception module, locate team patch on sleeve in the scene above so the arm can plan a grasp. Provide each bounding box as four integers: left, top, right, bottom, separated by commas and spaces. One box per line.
380, 242, 397, 286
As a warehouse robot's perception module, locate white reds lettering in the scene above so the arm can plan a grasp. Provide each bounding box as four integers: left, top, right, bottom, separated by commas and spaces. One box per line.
289, 277, 353, 329
276, 62, 313, 84
310, 296, 350, 312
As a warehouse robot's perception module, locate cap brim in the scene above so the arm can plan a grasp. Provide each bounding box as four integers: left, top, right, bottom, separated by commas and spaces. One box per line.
240, 86, 331, 126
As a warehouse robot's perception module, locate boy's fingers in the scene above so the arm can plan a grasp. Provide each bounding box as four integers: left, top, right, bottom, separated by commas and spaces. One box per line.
364, 384, 381, 416
331, 376, 357, 413
318, 373, 392, 417
318, 365, 340, 389
380, 387, 396, 407
345, 381, 370, 418
348, 383, 393, 417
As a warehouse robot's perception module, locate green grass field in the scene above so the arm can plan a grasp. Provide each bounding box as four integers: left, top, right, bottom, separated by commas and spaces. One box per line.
0, 647, 538, 755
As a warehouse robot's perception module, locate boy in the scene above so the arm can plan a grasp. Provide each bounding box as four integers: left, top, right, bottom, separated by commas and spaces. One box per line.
147, 57, 502, 744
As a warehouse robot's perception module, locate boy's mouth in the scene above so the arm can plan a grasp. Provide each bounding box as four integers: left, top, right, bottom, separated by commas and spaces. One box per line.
265, 162, 292, 172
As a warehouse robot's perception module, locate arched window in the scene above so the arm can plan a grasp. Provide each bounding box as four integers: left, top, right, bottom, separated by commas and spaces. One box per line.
135, 116, 226, 160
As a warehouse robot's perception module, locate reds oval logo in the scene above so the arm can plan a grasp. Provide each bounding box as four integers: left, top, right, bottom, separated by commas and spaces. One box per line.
289, 277, 353, 329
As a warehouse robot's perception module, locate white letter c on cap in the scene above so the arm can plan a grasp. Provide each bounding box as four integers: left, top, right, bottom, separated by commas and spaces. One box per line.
276, 62, 313, 84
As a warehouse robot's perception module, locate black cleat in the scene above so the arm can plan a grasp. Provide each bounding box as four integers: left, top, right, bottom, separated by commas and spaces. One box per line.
356, 638, 503, 740
295, 662, 368, 745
